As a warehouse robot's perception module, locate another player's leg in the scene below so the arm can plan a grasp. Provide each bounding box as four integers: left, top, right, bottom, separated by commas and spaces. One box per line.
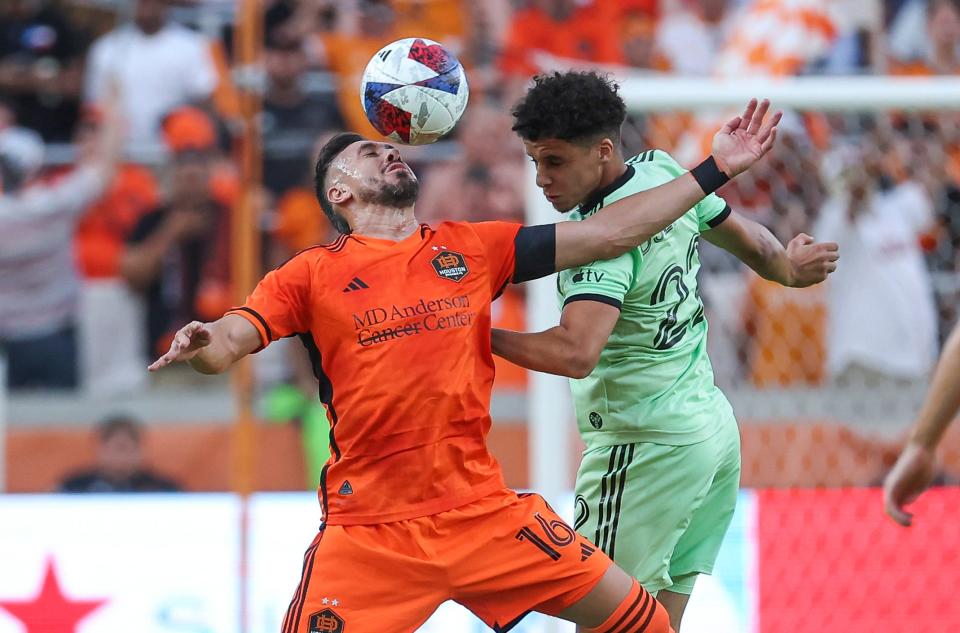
660, 416, 742, 630
573, 432, 733, 629
653, 590, 690, 632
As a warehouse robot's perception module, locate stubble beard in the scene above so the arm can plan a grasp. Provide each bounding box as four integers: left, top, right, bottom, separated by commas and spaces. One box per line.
360, 173, 419, 208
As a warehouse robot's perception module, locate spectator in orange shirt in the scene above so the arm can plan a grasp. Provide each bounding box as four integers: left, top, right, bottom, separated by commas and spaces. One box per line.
499, 0, 624, 79
121, 108, 233, 357
620, 9, 671, 72
73, 108, 159, 280
393, 0, 466, 49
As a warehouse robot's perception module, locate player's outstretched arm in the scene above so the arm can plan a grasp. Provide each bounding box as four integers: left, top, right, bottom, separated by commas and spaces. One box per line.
492, 300, 620, 379
147, 314, 261, 375
884, 321, 960, 526
703, 212, 839, 287
554, 99, 781, 272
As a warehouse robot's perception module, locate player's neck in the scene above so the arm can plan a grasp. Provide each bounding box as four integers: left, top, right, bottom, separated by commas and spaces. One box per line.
350, 206, 419, 241
594, 161, 629, 193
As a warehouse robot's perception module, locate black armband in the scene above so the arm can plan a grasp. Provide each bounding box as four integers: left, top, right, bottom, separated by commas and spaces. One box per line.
691, 156, 730, 195
512, 224, 556, 283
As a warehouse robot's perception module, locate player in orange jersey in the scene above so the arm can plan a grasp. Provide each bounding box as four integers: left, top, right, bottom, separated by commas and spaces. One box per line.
149, 98, 779, 633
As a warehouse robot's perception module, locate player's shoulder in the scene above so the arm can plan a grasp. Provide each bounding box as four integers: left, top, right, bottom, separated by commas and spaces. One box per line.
437, 219, 519, 232
435, 219, 522, 245
562, 249, 636, 277
626, 149, 684, 172
279, 234, 350, 268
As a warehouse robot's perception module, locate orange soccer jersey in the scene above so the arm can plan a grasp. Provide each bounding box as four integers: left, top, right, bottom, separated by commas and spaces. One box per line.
227, 221, 552, 525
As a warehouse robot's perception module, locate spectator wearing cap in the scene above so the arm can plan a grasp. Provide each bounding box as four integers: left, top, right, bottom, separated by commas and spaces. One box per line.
84, 0, 219, 148
0, 100, 123, 390
0, 0, 87, 142
58, 415, 181, 493
120, 107, 234, 358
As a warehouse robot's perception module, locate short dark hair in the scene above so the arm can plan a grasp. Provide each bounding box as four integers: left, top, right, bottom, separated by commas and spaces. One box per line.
511, 71, 626, 145
314, 132, 364, 235
98, 415, 141, 444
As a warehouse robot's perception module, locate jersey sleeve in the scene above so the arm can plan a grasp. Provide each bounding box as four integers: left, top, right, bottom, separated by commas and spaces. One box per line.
225, 253, 312, 350
470, 221, 557, 292
646, 150, 731, 231
557, 251, 636, 311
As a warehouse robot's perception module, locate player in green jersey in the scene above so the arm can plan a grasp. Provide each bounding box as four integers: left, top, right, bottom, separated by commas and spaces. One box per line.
493, 71, 838, 631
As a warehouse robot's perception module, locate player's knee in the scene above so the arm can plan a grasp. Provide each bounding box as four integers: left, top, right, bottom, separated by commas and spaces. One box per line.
584, 579, 674, 633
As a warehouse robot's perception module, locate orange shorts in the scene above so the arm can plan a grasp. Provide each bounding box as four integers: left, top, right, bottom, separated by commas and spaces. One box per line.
281, 488, 613, 633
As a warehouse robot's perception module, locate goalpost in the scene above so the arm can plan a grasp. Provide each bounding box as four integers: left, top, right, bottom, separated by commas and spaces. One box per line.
525, 74, 960, 500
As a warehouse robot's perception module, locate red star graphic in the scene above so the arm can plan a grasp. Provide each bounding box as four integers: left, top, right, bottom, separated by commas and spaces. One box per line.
0, 558, 107, 633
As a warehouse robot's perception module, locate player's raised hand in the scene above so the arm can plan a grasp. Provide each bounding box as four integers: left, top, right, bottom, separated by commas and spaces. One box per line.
711, 98, 782, 177
785, 234, 840, 287
148, 321, 212, 372
883, 441, 938, 527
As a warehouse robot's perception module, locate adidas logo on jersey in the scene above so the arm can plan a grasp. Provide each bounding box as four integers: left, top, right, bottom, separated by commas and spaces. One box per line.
342, 277, 369, 293
338, 480, 354, 495
580, 543, 595, 561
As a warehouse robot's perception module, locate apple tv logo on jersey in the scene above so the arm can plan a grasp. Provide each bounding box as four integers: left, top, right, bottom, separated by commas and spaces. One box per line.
572, 269, 605, 284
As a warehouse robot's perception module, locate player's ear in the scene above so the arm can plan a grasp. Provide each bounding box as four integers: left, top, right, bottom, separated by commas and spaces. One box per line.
598, 138, 615, 163
327, 184, 351, 205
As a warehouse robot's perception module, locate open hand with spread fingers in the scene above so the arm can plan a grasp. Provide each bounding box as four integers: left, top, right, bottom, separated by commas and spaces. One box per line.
712, 98, 782, 178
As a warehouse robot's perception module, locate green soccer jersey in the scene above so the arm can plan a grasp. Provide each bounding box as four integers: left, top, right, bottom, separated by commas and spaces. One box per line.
557, 149, 735, 447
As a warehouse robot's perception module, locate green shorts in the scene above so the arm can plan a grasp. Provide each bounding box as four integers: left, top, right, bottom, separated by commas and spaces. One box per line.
573, 414, 741, 595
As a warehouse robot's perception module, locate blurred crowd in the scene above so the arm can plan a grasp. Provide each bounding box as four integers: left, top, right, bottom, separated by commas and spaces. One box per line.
0, 0, 958, 397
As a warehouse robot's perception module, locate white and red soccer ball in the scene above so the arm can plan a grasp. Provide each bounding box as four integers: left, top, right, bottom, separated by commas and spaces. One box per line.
360, 38, 469, 145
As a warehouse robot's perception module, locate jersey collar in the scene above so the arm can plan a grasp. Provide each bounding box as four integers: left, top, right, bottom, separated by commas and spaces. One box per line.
578, 165, 635, 217
347, 223, 432, 247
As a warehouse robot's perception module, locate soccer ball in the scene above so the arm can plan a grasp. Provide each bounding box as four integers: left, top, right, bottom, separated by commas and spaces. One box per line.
360, 38, 469, 145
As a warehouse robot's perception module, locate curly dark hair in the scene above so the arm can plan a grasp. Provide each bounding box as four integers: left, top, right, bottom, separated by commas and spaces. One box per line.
511, 71, 626, 144
314, 132, 364, 235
